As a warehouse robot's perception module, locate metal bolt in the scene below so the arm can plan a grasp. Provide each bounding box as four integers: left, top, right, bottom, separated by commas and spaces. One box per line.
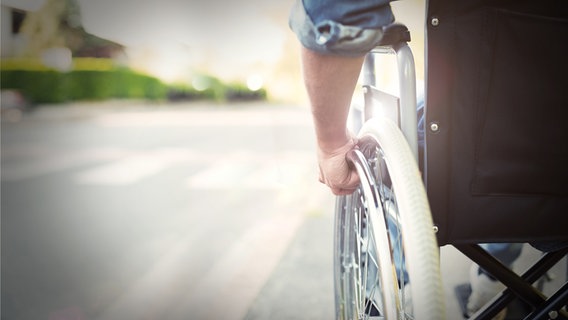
549, 310, 558, 319
433, 226, 439, 233
430, 122, 440, 133
431, 17, 440, 27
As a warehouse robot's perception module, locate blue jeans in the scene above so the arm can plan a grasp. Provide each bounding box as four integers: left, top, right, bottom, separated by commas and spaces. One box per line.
388, 215, 524, 282
480, 243, 523, 277
289, 0, 394, 56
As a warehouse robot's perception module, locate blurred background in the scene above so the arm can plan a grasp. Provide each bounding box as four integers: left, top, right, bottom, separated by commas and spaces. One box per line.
7, 1, 560, 320
1, 0, 300, 107
1, 0, 425, 108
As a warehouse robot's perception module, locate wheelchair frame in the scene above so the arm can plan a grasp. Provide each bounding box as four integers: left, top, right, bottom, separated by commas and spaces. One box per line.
333, 22, 568, 320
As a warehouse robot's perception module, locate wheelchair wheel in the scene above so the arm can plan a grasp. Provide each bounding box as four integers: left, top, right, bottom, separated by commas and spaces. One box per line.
334, 118, 446, 319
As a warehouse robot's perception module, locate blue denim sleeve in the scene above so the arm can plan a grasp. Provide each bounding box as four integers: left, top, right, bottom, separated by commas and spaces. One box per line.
289, 0, 395, 56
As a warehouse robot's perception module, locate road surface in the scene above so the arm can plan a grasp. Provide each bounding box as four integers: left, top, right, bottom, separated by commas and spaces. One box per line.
2, 101, 564, 320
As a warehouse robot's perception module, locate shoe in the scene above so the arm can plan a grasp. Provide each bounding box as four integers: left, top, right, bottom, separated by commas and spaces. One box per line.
466, 264, 507, 320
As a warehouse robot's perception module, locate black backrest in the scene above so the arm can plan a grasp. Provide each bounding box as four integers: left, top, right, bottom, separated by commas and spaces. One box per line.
424, 0, 568, 245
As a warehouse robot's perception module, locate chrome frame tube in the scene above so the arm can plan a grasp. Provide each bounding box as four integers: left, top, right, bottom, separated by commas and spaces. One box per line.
394, 43, 418, 163
364, 43, 418, 163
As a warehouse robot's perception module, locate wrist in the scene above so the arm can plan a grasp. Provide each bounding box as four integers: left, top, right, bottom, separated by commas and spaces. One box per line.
317, 133, 357, 157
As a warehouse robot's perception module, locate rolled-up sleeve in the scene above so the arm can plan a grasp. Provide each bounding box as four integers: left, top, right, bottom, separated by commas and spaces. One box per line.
289, 0, 394, 56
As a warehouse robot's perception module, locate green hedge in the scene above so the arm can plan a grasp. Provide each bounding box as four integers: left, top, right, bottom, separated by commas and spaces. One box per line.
1, 58, 268, 104
167, 85, 219, 101
224, 83, 267, 101
0, 69, 167, 104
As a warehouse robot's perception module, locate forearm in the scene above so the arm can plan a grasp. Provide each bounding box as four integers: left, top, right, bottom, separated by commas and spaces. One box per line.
301, 47, 365, 153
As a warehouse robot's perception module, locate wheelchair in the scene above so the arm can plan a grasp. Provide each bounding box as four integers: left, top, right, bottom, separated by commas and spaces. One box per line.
333, 1, 568, 319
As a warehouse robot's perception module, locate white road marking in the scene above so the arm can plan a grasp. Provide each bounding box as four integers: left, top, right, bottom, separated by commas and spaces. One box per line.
186, 157, 314, 190
2, 145, 316, 189
185, 162, 254, 189
75, 155, 174, 185
175, 211, 306, 320
92, 109, 313, 127
242, 161, 311, 189
0, 148, 128, 181
74, 149, 195, 185
168, 187, 328, 320
93, 181, 329, 320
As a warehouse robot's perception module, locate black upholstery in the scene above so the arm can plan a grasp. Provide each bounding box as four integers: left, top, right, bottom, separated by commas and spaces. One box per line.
424, 0, 568, 245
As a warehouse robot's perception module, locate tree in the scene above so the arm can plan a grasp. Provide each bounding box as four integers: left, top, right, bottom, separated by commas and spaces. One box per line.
19, 0, 81, 57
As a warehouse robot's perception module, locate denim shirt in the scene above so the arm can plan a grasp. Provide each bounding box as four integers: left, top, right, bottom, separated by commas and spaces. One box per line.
289, 0, 394, 56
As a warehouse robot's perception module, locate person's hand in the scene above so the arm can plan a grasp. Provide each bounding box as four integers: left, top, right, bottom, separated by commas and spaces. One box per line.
317, 136, 360, 195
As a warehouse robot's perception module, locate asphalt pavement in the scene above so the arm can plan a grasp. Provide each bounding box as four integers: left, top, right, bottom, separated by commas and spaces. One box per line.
1, 101, 565, 320
1, 101, 334, 320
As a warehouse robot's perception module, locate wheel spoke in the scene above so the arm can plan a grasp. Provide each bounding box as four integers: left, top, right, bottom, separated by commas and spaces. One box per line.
334, 122, 445, 319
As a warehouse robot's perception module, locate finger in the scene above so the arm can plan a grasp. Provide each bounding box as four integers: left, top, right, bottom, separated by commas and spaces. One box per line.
318, 166, 325, 183
347, 171, 360, 187
332, 187, 357, 196
352, 136, 359, 147
340, 169, 360, 190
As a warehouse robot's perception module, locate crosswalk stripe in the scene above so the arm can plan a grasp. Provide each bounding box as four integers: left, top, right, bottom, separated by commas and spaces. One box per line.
185, 162, 255, 189
75, 155, 175, 185
74, 149, 198, 185
171, 211, 306, 320
166, 185, 329, 320
89, 172, 328, 320
92, 109, 313, 127
242, 161, 311, 189
1, 148, 128, 181
186, 160, 314, 190
242, 162, 287, 189
2, 145, 316, 189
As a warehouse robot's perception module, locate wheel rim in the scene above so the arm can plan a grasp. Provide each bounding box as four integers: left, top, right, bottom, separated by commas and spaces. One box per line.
335, 119, 445, 320
335, 137, 412, 320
